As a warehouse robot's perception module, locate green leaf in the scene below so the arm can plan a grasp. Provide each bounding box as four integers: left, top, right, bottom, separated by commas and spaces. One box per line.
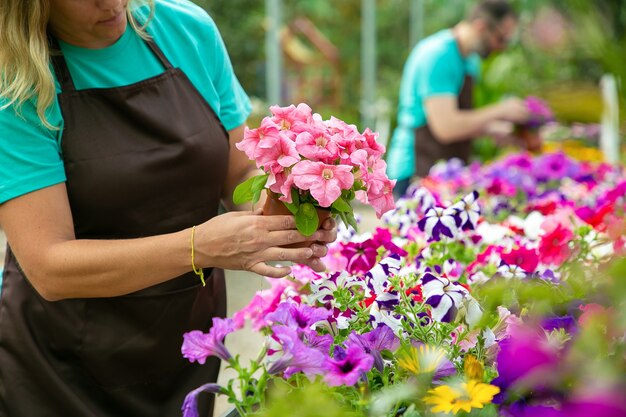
331, 197, 351, 213
343, 212, 359, 231
252, 190, 262, 206
251, 174, 269, 191
295, 202, 319, 236
233, 174, 268, 205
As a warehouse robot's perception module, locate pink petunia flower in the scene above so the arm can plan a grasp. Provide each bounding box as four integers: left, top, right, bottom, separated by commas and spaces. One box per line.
295, 129, 340, 163
256, 131, 301, 172
291, 160, 354, 207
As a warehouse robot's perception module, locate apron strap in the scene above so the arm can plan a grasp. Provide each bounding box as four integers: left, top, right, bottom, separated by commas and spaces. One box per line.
145, 38, 174, 71
48, 35, 77, 92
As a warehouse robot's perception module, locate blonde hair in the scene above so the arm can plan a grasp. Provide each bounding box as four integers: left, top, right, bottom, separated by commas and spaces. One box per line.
0, 0, 155, 129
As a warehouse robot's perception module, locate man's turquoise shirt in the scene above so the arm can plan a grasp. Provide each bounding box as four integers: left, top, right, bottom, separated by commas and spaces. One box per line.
386, 29, 480, 180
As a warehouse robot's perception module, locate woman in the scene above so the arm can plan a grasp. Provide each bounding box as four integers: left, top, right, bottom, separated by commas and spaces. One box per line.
0, 0, 335, 415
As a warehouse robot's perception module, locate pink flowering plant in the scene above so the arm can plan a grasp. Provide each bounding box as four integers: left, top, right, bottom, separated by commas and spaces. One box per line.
233, 103, 396, 235
181, 151, 626, 417
523, 96, 554, 129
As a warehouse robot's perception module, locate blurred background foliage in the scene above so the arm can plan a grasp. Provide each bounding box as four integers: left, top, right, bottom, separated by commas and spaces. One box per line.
195, 0, 625, 134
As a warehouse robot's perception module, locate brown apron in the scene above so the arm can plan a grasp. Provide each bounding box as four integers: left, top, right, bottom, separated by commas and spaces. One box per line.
414, 75, 474, 177
0, 36, 229, 416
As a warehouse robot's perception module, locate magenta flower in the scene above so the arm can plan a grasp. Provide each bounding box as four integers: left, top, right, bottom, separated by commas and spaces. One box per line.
181, 318, 235, 363
524, 96, 554, 129
324, 344, 374, 387
291, 160, 354, 207
500, 246, 539, 274
341, 239, 379, 274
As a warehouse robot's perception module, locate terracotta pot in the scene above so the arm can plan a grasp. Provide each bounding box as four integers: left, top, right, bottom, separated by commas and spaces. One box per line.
518, 126, 542, 153
262, 192, 331, 248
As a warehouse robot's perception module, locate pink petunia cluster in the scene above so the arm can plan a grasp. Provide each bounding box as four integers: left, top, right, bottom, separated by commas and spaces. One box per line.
236, 103, 396, 217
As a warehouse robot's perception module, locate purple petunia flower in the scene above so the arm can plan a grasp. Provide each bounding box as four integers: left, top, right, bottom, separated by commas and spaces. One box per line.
181, 318, 235, 363
492, 323, 561, 400
421, 272, 469, 323
347, 324, 400, 372
267, 325, 326, 378
266, 302, 331, 332
417, 206, 461, 241
182, 383, 224, 417
534, 152, 579, 183
324, 344, 375, 387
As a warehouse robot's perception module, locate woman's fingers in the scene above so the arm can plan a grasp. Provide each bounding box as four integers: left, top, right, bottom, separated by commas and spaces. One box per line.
250, 262, 292, 278
321, 217, 336, 230
263, 214, 298, 231
299, 257, 327, 272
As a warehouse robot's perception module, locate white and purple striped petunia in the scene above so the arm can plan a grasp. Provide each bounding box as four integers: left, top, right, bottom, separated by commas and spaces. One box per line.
420, 272, 469, 323
450, 190, 481, 230
417, 206, 462, 241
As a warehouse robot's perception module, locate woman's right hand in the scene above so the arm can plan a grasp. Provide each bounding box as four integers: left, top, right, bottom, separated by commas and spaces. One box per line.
193, 209, 331, 278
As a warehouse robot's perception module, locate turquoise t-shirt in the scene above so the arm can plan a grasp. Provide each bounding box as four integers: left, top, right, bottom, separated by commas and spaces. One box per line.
0, 0, 251, 204
386, 29, 481, 180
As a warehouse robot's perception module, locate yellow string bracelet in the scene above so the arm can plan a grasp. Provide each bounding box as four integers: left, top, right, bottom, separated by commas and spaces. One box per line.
190, 225, 206, 287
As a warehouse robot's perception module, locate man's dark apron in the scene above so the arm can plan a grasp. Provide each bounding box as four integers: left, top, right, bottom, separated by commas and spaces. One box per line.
414, 75, 474, 177
0, 36, 228, 416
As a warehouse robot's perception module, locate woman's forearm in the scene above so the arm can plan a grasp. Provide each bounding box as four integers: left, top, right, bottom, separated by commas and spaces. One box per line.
36, 229, 192, 301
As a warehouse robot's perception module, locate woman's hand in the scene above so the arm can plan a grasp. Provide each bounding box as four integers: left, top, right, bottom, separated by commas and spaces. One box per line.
298, 216, 337, 272
193, 210, 335, 278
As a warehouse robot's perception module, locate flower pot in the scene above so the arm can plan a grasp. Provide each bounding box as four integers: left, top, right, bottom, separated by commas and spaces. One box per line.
262, 192, 331, 248
518, 126, 542, 153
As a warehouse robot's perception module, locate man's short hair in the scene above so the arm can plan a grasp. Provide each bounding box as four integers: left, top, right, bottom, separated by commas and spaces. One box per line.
467, 0, 517, 26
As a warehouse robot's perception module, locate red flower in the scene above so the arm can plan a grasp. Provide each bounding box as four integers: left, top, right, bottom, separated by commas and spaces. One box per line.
538, 223, 574, 265
501, 246, 539, 273
405, 284, 423, 303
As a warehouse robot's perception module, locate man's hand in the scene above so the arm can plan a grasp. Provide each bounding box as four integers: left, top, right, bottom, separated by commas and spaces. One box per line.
496, 98, 530, 124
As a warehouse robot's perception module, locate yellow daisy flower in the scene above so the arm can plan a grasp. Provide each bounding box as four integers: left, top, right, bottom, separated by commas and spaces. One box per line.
397, 345, 446, 375
423, 380, 500, 414
463, 354, 484, 380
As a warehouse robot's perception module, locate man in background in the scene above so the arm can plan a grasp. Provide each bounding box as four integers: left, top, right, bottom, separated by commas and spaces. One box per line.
387, 0, 531, 198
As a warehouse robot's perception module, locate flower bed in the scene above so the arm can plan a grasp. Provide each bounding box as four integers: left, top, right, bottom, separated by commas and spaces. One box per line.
182, 151, 626, 417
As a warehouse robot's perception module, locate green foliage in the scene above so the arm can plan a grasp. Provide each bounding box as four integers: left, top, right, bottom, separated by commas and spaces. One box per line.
250, 379, 362, 417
